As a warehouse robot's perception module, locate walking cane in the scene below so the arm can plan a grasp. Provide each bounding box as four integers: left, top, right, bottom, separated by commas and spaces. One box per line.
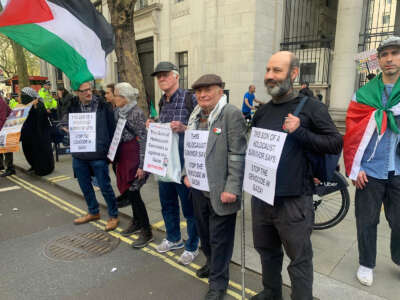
241, 191, 246, 300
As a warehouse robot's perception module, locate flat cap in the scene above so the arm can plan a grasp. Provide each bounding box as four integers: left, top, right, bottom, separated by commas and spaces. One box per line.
377, 36, 400, 53
191, 74, 225, 90
151, 61, 179, 76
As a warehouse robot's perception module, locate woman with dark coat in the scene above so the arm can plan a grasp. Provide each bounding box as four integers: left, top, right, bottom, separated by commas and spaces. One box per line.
20, 87, 54, 176
113, 82, 152, 248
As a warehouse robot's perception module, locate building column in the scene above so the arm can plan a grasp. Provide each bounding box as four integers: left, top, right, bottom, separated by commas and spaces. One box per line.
329, 0, 364, 133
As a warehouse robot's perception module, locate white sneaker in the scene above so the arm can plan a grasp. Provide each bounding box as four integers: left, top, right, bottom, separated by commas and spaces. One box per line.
156, 238, 184, 253
178, 249, 199, 265
357, 265, 373, 286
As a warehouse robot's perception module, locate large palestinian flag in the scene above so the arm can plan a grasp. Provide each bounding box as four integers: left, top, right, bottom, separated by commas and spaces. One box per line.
343, 75, 400, 180
0, 0, 115, 90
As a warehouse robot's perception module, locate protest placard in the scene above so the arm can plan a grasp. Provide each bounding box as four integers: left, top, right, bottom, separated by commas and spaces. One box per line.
107, 118, 127, 162
143, 123, 172, 177
0, 105, 32, 153
69, 113, 96, 153
354, 49, 379, 74
184, 130, 209, 191
243, 127, 287, 205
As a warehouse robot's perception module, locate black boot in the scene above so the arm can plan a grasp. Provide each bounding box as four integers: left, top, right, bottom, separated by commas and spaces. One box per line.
196, 264, 210, 278
1, 168, 15, 177
250, 290, 282, 300
116, 190, 131, 208
131, 228, 153, 248
121, 219, 141, 237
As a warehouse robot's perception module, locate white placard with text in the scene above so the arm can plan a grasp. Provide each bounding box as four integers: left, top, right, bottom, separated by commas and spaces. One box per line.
184, 130, 209, 192
107, 118, 127, 162
143, 123, 172, 177
69, 113, 96, 153
243, 128, 287, 205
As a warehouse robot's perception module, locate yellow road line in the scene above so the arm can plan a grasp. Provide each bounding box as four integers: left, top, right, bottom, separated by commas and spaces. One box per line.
48, 175, 69, 181
151, 220, 165, 229
51, 177, 71, 183
8, 174, 254, 299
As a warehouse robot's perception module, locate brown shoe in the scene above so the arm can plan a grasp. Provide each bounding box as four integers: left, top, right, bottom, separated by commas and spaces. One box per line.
74, 213, 100, 225
105, 218, 119, 231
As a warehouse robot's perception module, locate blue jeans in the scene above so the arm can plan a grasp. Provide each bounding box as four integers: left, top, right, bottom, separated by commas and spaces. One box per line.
73, 158, 118, 218
158, 181, 199, 252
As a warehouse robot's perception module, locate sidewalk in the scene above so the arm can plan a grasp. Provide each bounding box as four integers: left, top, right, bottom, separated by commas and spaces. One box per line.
12, 151, 398, 300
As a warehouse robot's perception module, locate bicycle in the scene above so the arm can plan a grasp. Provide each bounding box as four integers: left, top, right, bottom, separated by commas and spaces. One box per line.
313, 169, 350, 230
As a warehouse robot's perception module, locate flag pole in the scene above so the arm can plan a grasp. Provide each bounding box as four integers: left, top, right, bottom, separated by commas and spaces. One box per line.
241, 191, 246, 300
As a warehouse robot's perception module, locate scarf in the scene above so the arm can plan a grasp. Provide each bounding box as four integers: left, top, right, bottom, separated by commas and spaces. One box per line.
356, 72, 400, 134
187, 94, 227, 130
118, 100, 137, 119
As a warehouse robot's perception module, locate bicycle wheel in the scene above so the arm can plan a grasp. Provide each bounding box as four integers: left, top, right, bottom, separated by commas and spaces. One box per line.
313, 171, 350, 230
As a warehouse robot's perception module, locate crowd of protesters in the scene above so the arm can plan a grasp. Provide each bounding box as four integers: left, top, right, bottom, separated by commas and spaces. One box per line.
1, 36, 400, 300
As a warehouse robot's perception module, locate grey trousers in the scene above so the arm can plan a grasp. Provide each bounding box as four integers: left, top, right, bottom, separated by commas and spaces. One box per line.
0, 152, 14, 171
252, 195, 314, 300
355, 172, 400, 268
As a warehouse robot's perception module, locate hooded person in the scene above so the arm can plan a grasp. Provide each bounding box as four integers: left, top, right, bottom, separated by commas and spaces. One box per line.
20, 87, 54, 176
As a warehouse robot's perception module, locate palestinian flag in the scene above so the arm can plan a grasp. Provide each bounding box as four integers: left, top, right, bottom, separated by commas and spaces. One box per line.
344, 96, 400, 180
0, 0, 115, 90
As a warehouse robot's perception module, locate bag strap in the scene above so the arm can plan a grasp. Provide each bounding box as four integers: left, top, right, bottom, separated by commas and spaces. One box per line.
293, 96, 308, 117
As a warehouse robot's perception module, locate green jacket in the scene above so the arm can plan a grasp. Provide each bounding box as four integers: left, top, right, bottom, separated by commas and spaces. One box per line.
39, 87, 57, 110
9, 98, 18, 109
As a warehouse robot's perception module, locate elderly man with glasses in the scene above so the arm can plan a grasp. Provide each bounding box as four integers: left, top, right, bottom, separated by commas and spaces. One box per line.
61, 81, 119, 231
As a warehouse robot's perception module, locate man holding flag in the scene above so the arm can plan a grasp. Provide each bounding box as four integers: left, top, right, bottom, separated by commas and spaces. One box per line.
344, 36, 400, 287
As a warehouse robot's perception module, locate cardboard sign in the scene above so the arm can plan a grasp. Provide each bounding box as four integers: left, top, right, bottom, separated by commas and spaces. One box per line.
243, 128, 287, 205
107, 118, 127, 162
184, 130, 209, 192
0, 105, 32, 153
143, 123, 172, 177
69, 113, 96, 153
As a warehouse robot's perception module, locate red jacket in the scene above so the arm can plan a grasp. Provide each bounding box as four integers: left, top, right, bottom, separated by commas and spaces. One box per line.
0, 97, 11, 130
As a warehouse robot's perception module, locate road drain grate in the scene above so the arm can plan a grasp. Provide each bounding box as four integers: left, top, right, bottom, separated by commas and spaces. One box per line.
44, 230, 120, 261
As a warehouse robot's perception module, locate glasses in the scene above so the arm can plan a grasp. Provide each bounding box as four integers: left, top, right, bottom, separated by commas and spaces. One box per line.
78, 88, 92, 93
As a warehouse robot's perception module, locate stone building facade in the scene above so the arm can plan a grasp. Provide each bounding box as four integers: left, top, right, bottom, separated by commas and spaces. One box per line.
41, 0, 399, 131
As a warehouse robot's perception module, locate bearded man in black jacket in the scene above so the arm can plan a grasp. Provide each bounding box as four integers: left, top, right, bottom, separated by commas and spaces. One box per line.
250, 51, 342, 300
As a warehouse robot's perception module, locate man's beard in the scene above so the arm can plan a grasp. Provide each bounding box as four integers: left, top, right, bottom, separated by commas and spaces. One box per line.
264, 73, 293, 98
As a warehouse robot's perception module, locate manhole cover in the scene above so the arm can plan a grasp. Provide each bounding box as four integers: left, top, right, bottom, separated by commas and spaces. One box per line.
44, 230, 120, 261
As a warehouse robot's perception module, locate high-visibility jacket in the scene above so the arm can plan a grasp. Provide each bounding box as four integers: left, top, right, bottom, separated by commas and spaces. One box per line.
9, 98, 18, 109
39, 88, 57, 110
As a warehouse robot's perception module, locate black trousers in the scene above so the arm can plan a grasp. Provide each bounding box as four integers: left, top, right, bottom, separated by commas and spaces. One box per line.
355, 173, 400, 268
0, 153, 14, 171
252, 196, 314, 300
129, 190, 150, 230
191, 188, 237, 291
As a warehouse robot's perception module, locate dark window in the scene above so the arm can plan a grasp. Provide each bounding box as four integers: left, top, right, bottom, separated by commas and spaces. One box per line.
56, 68, 63, 82
137, 0, 148, 9
383, 14, 390, 24
178, 52, 188, 89
300, 63, 316, 83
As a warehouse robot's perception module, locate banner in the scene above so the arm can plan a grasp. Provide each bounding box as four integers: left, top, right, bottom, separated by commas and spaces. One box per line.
107, 118, 127, 162
143, 123, 172, 177
184, 130, 209, 191
354, 49, 379, 74
243, 128, 287, 205
0, 105, 32, 153
69, 113, 96, 153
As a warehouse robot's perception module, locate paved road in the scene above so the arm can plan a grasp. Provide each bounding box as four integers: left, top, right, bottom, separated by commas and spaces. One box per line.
0, 171, 294, 300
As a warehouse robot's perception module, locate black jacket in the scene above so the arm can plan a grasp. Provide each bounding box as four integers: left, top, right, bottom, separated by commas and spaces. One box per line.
252, 95, 342, 199
68, 96, 116, 161
299, 87, 314, 98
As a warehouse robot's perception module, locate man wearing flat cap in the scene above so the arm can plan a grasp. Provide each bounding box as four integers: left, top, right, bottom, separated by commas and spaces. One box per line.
147, 61, 200, 265
183, 74, 247, 300
344, 36, 400, 287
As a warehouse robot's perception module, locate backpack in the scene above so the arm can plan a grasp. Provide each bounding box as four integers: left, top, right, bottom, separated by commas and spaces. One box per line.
158, 91, 195, 115
293, 97, 341, 182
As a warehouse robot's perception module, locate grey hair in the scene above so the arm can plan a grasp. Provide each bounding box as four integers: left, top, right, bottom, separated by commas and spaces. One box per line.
114, 82, 139, 103
172, 70, 180, 78
289, 54, 299, 72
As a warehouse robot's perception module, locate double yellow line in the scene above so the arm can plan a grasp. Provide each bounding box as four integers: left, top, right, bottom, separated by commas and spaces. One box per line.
6, 174, 256, 299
